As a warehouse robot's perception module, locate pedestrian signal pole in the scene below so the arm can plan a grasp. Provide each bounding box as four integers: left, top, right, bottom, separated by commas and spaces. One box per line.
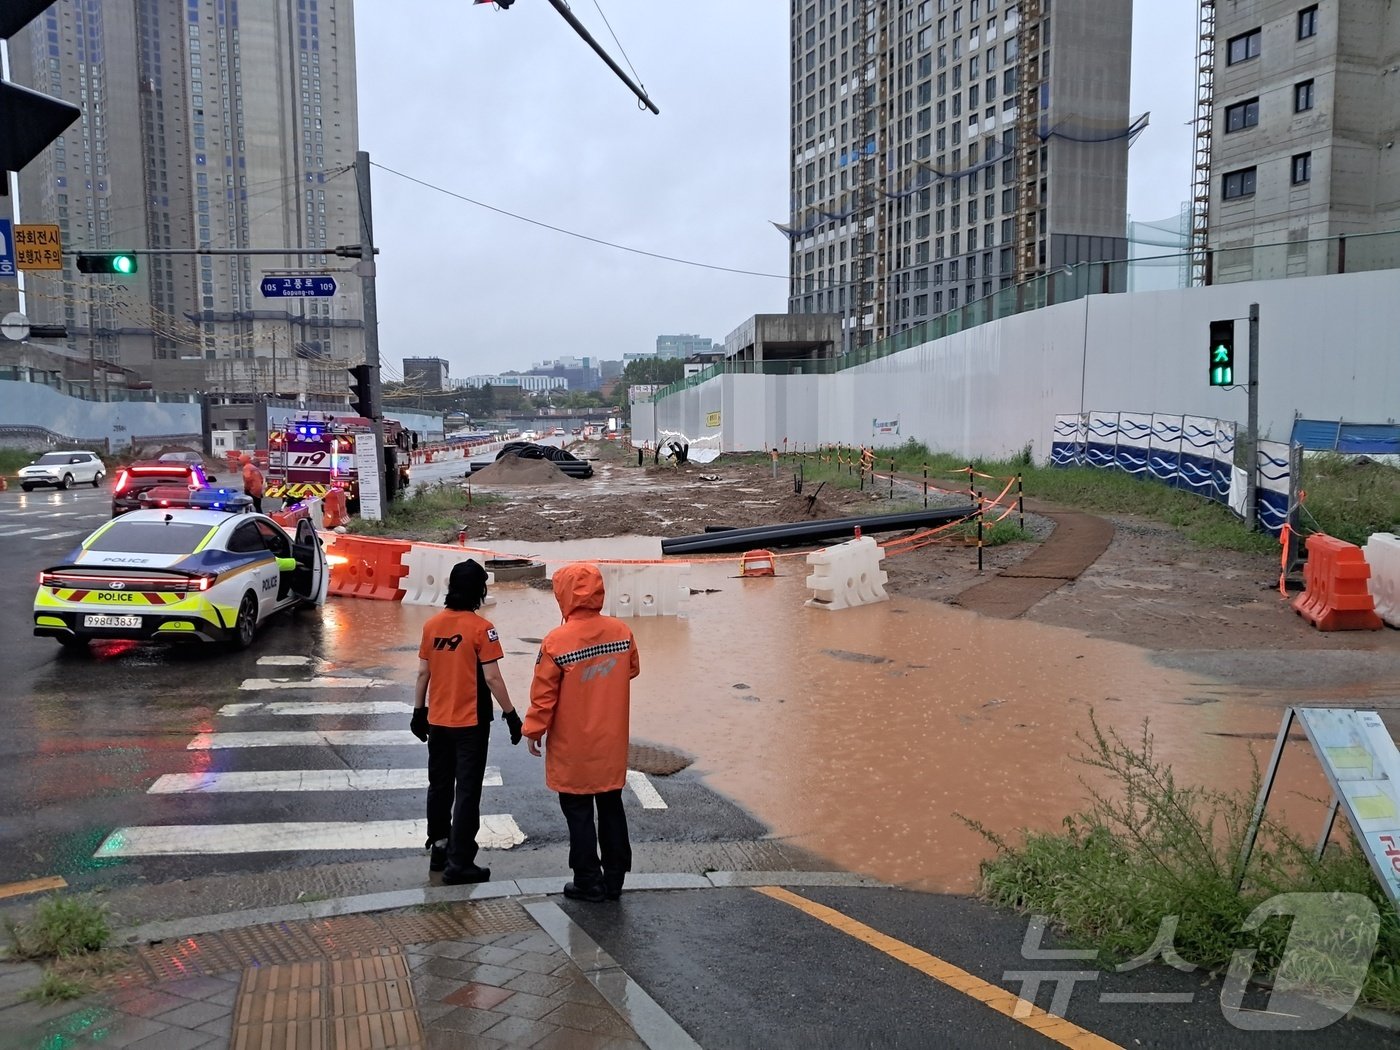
1245, 303, 1260, 530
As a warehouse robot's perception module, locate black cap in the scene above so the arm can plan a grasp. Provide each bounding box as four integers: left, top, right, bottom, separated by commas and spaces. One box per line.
446, 559, 488, 610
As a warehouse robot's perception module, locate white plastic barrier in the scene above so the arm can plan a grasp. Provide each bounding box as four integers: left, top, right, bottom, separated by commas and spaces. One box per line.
1363, 533, 1400, 628
805, 537, 889, 611
599, 563, 691, 618
400, 545, 495, 607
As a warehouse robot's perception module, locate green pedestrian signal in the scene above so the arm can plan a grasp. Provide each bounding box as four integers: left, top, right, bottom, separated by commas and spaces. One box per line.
1208, 319, 1234, 387
76, 252, 138, 275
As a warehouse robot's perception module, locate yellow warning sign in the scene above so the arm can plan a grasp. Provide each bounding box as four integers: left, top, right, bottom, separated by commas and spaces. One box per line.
14, 225, 63, 270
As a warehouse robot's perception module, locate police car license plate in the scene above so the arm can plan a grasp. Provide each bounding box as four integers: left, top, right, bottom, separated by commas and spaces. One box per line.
84, 614, 141, 629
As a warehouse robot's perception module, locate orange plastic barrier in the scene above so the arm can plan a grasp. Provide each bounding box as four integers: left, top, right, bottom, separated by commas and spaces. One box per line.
740, 550, 777, 577
326, 535, 411, 601
322, 487, 350, 529
1292, 533, 1384, 631
270, 505, 308, 530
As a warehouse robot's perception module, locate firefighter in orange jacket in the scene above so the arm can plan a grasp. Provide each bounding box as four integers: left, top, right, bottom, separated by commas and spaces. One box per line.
523, 562, 640, 902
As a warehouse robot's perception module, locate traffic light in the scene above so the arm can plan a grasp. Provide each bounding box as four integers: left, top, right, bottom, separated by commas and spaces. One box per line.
1, 3, 81, 174
348, 364, 372, 417
76, 252, 138, 275
1208, 319, 1235, 387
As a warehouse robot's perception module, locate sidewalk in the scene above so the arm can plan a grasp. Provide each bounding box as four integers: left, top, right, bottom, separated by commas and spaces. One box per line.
3, 873, 1397, 1050
0, 872, 870, 1050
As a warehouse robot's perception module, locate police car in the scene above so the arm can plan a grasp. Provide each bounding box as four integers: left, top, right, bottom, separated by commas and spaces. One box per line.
33, 488, 328, 650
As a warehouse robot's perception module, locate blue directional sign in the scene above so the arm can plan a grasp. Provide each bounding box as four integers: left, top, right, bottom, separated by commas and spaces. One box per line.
260, 275, 337, 298
0, 219, 15, 278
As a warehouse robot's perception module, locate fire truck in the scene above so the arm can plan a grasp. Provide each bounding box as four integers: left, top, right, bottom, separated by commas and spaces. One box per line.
265, 415, 412, 510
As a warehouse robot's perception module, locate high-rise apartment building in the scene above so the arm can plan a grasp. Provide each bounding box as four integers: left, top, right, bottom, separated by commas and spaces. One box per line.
9, 0, 362, 392
1204, 1, 1400, 280
786, 0, 1132, 349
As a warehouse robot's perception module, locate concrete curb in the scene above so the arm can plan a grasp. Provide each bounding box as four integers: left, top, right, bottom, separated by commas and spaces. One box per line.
113, 870, 887, 947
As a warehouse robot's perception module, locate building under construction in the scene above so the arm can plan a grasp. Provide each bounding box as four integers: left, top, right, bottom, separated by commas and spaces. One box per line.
784, 0, 1135, 351
1200, 0, 1400, 284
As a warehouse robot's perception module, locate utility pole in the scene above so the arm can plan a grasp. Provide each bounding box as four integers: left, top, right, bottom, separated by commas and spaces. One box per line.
355, 149, 387, 509
1244, 302, 1260, 530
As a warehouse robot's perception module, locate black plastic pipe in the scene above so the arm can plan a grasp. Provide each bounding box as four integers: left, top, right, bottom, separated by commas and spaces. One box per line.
661, 505, 975, 555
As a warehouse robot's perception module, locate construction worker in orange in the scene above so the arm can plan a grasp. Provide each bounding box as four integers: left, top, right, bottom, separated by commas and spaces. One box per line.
240, 454, 264, 513
523, 562, 640, 903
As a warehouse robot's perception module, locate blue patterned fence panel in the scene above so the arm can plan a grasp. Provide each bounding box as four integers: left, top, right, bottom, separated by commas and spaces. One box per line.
1086, 412, 1120, 469
1256, 440, 1292, 535
1148, 414, 1184, 488
1050, 413, 1087, 466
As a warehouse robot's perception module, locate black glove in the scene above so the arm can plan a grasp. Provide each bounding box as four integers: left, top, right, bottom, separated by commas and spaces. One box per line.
410, 707, 429, 742
503, 708, 523, 746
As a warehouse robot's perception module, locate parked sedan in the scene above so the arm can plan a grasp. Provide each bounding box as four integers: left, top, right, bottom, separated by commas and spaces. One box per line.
18, 451, 106, 491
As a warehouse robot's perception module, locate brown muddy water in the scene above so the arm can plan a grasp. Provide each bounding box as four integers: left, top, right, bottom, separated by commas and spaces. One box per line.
327, 561, 1340, 893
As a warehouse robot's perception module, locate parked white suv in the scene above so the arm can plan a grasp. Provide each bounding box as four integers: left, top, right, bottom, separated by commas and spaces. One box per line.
18, 451, 106, 491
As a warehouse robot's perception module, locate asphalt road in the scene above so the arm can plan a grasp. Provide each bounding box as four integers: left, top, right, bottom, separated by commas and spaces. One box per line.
0, 483, 761, 893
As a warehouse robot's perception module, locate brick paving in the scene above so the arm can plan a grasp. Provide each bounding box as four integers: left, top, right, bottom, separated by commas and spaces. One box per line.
0, 905, 645, 1050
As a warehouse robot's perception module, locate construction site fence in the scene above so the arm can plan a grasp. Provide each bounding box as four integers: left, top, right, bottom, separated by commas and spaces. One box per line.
1050, 411, 1294, 535
651, 227, 1400, 403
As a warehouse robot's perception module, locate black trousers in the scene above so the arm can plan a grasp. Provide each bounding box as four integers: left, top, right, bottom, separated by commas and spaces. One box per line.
559, 789, 631, 892
427, 723, 491, 874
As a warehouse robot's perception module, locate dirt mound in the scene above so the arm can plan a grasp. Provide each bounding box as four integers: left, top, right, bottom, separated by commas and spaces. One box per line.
471, 454, 570, 486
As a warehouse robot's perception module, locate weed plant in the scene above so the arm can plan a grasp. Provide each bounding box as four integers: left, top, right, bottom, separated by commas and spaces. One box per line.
965, 713, 1400, 1010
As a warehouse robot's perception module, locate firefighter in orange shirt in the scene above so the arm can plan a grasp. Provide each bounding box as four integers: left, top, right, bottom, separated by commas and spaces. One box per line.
240, 454, 264, 513
411, 560, 523, 885
523, 563, 640, 902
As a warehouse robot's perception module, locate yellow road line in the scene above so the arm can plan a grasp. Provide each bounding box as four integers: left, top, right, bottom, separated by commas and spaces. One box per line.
754, 886, 1122, 1050
0, 875, 67, 901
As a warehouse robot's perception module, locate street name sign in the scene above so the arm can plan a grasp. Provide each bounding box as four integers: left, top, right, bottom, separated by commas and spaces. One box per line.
260, 276, 337, 298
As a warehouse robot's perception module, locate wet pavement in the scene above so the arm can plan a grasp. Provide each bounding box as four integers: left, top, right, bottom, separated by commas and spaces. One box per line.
4, 880, 1397, 1050
4, 483, 1397, 902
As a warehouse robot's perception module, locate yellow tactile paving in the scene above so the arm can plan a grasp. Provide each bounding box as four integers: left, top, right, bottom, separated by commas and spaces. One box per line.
231, 951, 424, 1050
755, 886, 1124, 1050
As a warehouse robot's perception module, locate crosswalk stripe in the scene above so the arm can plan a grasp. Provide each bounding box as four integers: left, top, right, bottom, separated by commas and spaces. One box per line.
188, 730, 417, 749
239, 677, 393, 691
29, 531, 82, 541
93, 815, 525, 856
0, 526, 44, 536
220, 701, 411, 717
626, 770, 667, 810
148, 767, 503, 793
257, 655, 315, 666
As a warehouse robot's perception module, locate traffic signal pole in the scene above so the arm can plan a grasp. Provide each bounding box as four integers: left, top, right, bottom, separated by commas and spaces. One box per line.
1245, 302, 1260, 531
355, 149, 387, 520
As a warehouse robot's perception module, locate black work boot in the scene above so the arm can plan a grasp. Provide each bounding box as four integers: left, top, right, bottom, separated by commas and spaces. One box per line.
428, 840, 447, 873
441, 864, 491, 885
563, 880, 606, 903
603, 873, 624, 901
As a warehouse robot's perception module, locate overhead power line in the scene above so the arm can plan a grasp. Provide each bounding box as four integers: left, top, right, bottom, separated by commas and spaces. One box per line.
370, 161, 785, 280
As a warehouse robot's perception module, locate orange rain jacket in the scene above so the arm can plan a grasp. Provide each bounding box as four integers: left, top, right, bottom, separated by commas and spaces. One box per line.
241, 459, 264, 498
523, 563, 640, 795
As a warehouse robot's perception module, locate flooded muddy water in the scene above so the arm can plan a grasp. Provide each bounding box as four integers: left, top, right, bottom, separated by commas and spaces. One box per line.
329, 559, 1343, 893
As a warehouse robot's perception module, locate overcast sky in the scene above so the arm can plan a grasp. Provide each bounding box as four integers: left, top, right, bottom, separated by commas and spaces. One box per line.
355, 1, 1195, 379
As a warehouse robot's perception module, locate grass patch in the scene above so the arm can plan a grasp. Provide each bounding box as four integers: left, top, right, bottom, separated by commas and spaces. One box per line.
350, 484, 499, 540
964, 713, 1400, 1011
0, 450, 35, 476
22, 969, 91, 1004
983, 521, 1033, 547
1297, 454, 1400, 546
765, 441, 1278, 553
6, 894, 110, 960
